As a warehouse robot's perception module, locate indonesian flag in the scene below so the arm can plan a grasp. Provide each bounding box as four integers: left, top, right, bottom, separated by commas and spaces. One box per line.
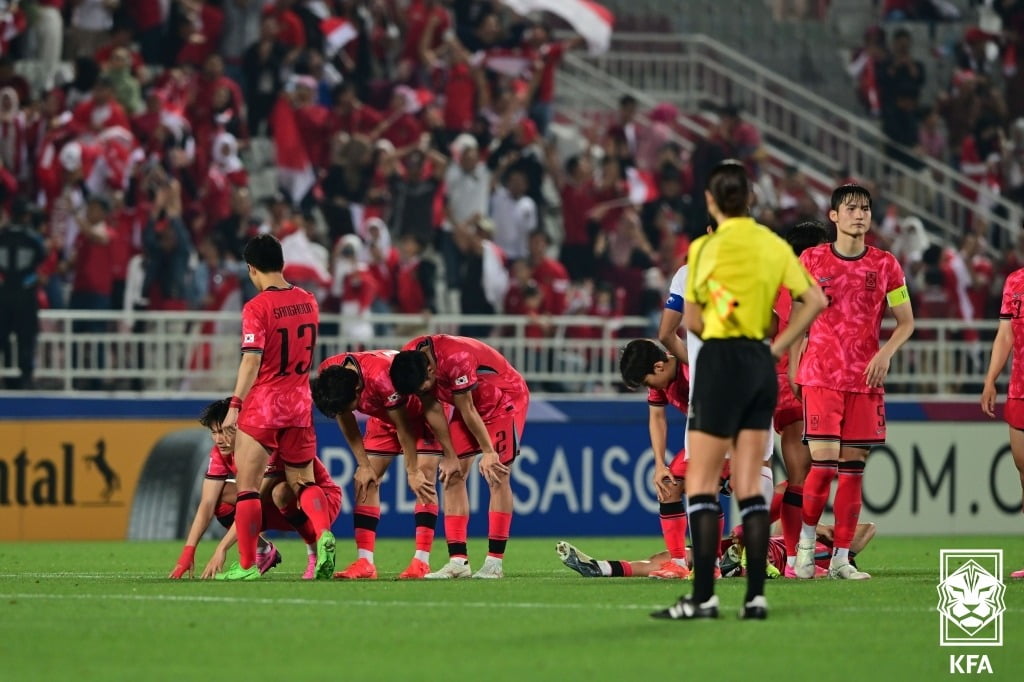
475, 47, 532, 78
394, 85, 434, 113
500, 0, 614, 54
322, 16, 358, 58
281, 228, 332, 290
270, 96, 316, 204
626, 167, 658, 205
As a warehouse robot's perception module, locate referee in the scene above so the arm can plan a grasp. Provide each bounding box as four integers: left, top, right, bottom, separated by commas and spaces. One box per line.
652, 161, 826, 621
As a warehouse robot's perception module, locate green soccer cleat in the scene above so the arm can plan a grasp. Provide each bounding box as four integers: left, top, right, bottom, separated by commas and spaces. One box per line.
215, 561, 261, 581
315, 530, 336, 580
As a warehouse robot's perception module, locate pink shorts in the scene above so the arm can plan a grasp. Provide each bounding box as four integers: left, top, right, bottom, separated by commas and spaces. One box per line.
450, 393, 529, 464
259, 485, 342, 531
363, 416, 442, 456
238, 424, 318, 465
802, 386, 885, 447
773, 374, 803, 434
1006, 398, 1024, 430
667, 452, 730, 481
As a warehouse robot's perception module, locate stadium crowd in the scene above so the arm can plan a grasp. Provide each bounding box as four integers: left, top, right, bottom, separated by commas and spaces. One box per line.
0, 0, 1012, 390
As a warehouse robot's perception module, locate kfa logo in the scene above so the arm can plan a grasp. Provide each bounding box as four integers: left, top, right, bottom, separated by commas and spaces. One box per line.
865, 271, 877, 290
937, 549, 1005, 674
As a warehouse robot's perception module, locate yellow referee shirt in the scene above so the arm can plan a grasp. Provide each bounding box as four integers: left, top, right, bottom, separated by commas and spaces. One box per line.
685, 217, 814, 340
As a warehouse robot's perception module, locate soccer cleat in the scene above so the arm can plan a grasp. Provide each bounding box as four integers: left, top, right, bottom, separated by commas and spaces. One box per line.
214, 561, 261, 581
649, 560, 691, 579
302, 554, 317, 580
315, 530, 336, 580
425, 558, 472, 579
828, 561, 871, 580
334, 557, 378, 579
1011, 567, 1024, 579
256, 543, 282, 575
740, 595, 768, 620
794, 539, 816, 579
473, 557, 504, 579
556, 541, 602, 578
399, 558, 431, 579
683, 565, 722, 581
651, 594, 720, 620
784, 564, 828, 579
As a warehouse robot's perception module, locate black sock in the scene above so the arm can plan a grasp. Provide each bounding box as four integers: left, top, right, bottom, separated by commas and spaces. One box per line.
739, 495, 770, 603
686, 494, 721, 603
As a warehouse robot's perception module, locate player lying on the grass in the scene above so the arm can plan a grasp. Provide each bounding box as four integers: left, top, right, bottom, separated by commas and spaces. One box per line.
169, 398, 342, 580
981, 263, 1024, 579
556, 522, 876, 579
312, 350, 458, 580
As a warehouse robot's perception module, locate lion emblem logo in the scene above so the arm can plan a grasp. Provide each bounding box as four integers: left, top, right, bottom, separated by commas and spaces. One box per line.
936, 559, 1006, 638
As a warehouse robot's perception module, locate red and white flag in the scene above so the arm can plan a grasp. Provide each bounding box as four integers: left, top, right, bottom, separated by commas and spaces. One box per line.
322, 16, 358, 58
269, 96, 316, 204
626, 167, 658, 205
475, 47, 532, 78
500, 0, 614, 54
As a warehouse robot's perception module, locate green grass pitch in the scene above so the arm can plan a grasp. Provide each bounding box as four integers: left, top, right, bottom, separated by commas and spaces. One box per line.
1, 536, 1022, 681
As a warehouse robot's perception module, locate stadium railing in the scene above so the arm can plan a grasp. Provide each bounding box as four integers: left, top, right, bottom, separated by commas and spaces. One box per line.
559, 32, 1021, 251
0, 310, 1006, 398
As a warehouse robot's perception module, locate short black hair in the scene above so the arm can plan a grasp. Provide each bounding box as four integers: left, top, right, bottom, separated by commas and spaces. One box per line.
243, 233, 285, 273
390, 350, 429, 395
619, 339, 668, 390
830, 183, 872, 212
198, 398, 231, 429
707, 160, 750, 217
564, 154, 581, 176
311, 364, 360, 418
786, 220, 829, 256
529, 229, 551, 244
619, 94, 638, 108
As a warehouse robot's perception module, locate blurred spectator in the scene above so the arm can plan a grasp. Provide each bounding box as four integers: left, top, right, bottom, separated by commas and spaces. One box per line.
104, 47, 144, 115
387, 146, 446, 245
0, 87, 25, 183
592, 206, 655, 315
64, 56, 100, 109
361, 216, 400, 321
526, 229, 569, 315
33, 0, 64, 92
331, 233, 375, 345
68, 0, 116, 60
143, 179, 193, 311
607, 95, 640, 159
918, 106, 949, 163
69, 194, 115, 388
242, 15, 290, 136
453, 216, 508, 337
394, 232, 438, 319
322, 133, 373, 241
213, 186, 259, 260
523, 23, 583, 135
848, 26, 887, 117
714, 105, 764, 178
877, 28, 926, 169
640, 163, 688, 251
0, 199, 46, 389
0, 55, 29, 105
490, 166, 536, 261
442, 133, 490, 306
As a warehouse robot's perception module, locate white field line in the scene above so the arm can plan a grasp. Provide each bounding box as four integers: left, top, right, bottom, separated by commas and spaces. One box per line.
2, 592, 1018, 614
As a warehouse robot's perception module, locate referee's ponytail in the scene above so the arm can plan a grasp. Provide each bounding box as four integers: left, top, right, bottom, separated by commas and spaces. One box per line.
706, 160, 750, 217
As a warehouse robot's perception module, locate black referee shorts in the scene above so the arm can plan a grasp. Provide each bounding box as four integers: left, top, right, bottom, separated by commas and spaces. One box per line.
689, 338, 777, 438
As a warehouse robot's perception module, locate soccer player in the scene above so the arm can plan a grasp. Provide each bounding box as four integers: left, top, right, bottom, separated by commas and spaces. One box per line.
653, 160, 825, 621
619, 338, 692, 579
981, 265, 1024, 579
216, 234, 334, 581
773, 220, 830, 577
792, 184, 914, 581
390, 335, 530, 579
311, 350, 458, 579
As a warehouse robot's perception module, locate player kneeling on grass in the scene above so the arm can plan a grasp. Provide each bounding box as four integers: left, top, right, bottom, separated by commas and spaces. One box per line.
312, 351, 459, 580
169, 398, 342, 579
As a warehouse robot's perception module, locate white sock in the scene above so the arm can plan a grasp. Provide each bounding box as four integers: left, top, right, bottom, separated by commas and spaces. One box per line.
256, 545, 268, 556
672, 557, 687, 568
799, 523, 817, 543
786, 555, 796, 568
484, 555, 502, 565
832, 547, 849, 563
358, 549, 375, 563
596, 560, 613, 577
414, 550, 430, 563
306, 544, 316, 556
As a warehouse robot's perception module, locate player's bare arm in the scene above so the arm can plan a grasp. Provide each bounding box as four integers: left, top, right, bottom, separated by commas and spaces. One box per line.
169, 477, 226, 578
982, 320, 1013, 417
223, 352, 262, 438
390, 406, 438, 503
336, 412, 378, 502
418, 392, 462, 486
648, 404, 676, 500
865, 301, 914, 388
452, 390, 507, 486
657, 308, 688, 364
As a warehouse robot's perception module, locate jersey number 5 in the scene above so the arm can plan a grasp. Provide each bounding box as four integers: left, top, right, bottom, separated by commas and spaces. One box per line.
275, 323, 317, 376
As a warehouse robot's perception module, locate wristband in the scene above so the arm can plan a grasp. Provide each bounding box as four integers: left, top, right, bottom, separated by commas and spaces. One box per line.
229, 396, 243, 409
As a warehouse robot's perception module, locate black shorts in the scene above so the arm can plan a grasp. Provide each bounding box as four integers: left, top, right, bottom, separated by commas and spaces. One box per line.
689, 338, 777, 438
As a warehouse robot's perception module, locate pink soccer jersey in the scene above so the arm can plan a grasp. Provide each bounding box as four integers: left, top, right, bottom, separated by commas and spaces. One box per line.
774, 286, 793, 375
795, 244, 908, 394
403, 335, 527, 421
647, 362, 690, 414
318, 350, 408, 421
238, 286, 319, 429
1000, 268, 1024, 399
205, 446, 234, 480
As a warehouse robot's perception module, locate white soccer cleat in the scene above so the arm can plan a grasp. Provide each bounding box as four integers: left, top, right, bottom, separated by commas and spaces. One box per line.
828, 561, 871, 580
472, 557, 504, 579
424, 558, 472, 579
794, 539, 816, 579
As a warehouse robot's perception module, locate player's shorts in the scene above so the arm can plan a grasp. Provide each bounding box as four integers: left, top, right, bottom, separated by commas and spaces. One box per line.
668, 453, 731, 483
801, 386, 885, 447
259, 481, 342, 531
238, 423, 318, 465
363, 416, 442, 457
689, 339, 776, 438
451, 392, 530, 464
1005, 398, 1024, 430
773, 373, 803, 434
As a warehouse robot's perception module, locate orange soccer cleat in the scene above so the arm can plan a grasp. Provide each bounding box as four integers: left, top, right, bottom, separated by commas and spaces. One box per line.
398, 558, 431, 579
649, 560, 691, 579
334, 557, 378, 580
